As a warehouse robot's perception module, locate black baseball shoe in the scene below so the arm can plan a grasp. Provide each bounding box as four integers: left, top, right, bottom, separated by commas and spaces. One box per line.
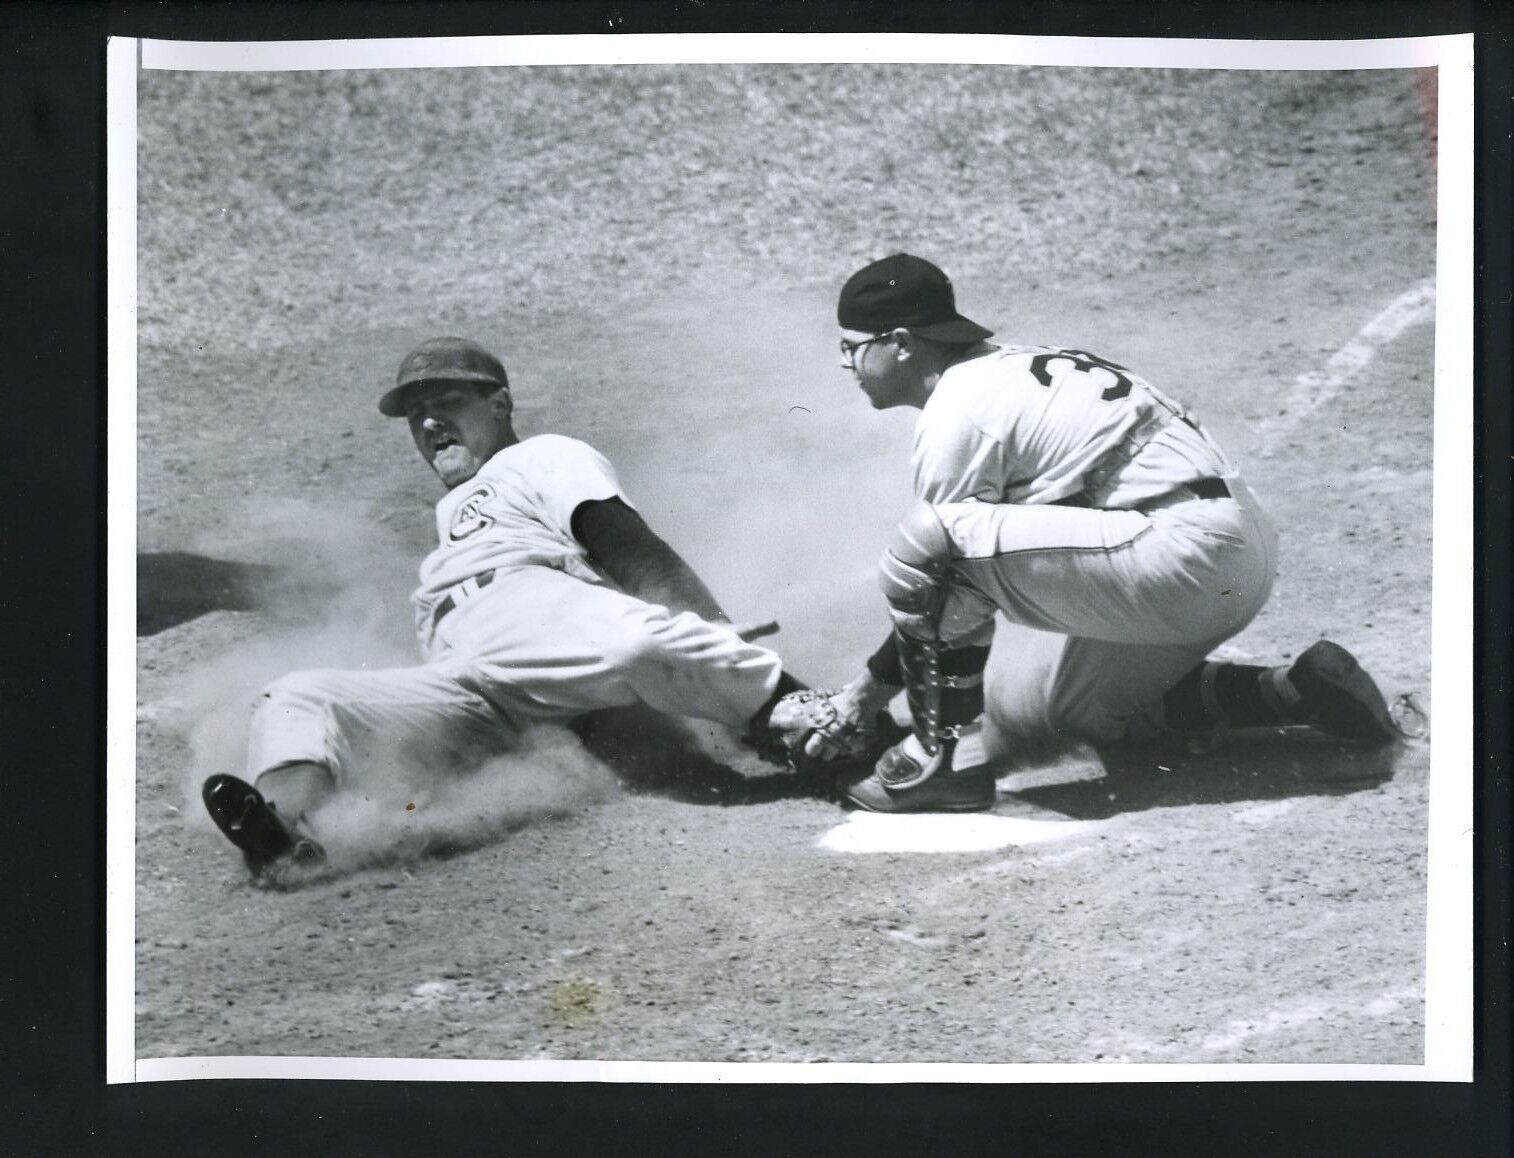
1287, 640, 1399, 744
202, 773, 327, 878
838, 736, 997, 813
839, 765, 997, 813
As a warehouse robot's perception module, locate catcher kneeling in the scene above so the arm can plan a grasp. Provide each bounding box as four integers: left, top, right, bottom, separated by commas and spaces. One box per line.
762, 253, 1407, 814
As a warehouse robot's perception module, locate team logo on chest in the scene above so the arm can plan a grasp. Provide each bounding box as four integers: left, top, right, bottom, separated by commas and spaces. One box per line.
448, 484, 498, 542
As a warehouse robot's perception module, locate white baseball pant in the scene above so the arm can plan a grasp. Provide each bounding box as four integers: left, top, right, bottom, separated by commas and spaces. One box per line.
923, 477, 1278, 746
246, 565, 783, 785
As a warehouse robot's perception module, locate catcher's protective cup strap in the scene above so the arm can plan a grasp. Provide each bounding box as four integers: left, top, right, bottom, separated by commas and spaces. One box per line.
878, 502, 953, 630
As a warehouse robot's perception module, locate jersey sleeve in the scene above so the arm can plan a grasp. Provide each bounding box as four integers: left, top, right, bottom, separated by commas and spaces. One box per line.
524, 435, 634, 541
911, 415, 1010, 504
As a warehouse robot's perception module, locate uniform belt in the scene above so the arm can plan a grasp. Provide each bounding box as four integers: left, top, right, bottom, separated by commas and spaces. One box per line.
1052, 477, 1231, 510
1186, 477, 1232, 501
1137, 477, 1232, 510
434, 570, 495, 625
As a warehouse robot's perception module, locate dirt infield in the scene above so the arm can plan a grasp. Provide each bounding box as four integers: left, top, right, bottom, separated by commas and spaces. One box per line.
133, 63, 1436, 1065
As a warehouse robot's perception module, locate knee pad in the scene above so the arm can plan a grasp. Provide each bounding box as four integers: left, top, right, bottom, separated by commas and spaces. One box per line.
878, 502, 953, 624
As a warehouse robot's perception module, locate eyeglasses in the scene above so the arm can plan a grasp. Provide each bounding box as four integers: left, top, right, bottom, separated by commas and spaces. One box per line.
839, 333, 894, 370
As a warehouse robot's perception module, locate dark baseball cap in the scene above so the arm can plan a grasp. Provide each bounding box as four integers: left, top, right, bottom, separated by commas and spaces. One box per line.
379, 336, 510, 417
837, 253, 994, 343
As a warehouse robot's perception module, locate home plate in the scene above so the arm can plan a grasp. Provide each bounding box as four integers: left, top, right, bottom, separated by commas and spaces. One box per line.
817, 798, 1098, 854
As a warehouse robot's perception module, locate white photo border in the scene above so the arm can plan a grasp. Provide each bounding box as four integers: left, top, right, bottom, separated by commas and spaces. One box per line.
106, 30, 1475, 1086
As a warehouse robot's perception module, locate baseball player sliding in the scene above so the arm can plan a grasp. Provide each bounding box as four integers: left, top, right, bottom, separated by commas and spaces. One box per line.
766, 253, 1404, 813
203, 337, 806, 879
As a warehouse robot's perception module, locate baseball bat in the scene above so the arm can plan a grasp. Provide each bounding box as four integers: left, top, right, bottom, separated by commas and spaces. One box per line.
732, 619, 779, 642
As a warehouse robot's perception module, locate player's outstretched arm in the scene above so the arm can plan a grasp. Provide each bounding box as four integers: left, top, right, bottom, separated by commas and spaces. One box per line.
571, 496, 730, 623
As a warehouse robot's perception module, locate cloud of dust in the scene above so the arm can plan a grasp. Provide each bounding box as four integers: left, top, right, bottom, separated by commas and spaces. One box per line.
164, 272, 925, 869
165, 497, 420, 790
576, 270, 917, 683
302, 725, 616, 874
162, 496, 620, 871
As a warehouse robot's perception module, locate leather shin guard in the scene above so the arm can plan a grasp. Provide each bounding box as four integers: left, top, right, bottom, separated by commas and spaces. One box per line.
889, 628, 990, 787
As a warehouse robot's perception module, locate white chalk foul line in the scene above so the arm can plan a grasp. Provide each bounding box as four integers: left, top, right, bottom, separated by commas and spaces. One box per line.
1261, 278, 1435, 440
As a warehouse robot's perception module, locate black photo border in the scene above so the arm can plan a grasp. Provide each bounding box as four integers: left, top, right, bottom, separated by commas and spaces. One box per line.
2, 1, 1507, 1154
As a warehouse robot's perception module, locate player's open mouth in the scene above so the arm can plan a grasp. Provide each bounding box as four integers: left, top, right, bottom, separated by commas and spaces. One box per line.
432, 434, 459, 451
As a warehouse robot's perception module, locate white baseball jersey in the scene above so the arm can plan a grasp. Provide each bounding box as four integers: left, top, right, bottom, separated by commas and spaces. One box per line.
913, 344, 1234, 510
903, 343, 1276, 747
246, 434, 782, 785
411, 434, 625, 655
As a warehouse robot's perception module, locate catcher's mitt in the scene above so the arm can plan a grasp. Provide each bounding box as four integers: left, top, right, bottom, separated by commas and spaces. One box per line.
764, 688, 901, 771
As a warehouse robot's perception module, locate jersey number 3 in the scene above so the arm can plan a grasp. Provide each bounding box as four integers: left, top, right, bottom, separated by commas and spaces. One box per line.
1029, 349, 1134, 401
